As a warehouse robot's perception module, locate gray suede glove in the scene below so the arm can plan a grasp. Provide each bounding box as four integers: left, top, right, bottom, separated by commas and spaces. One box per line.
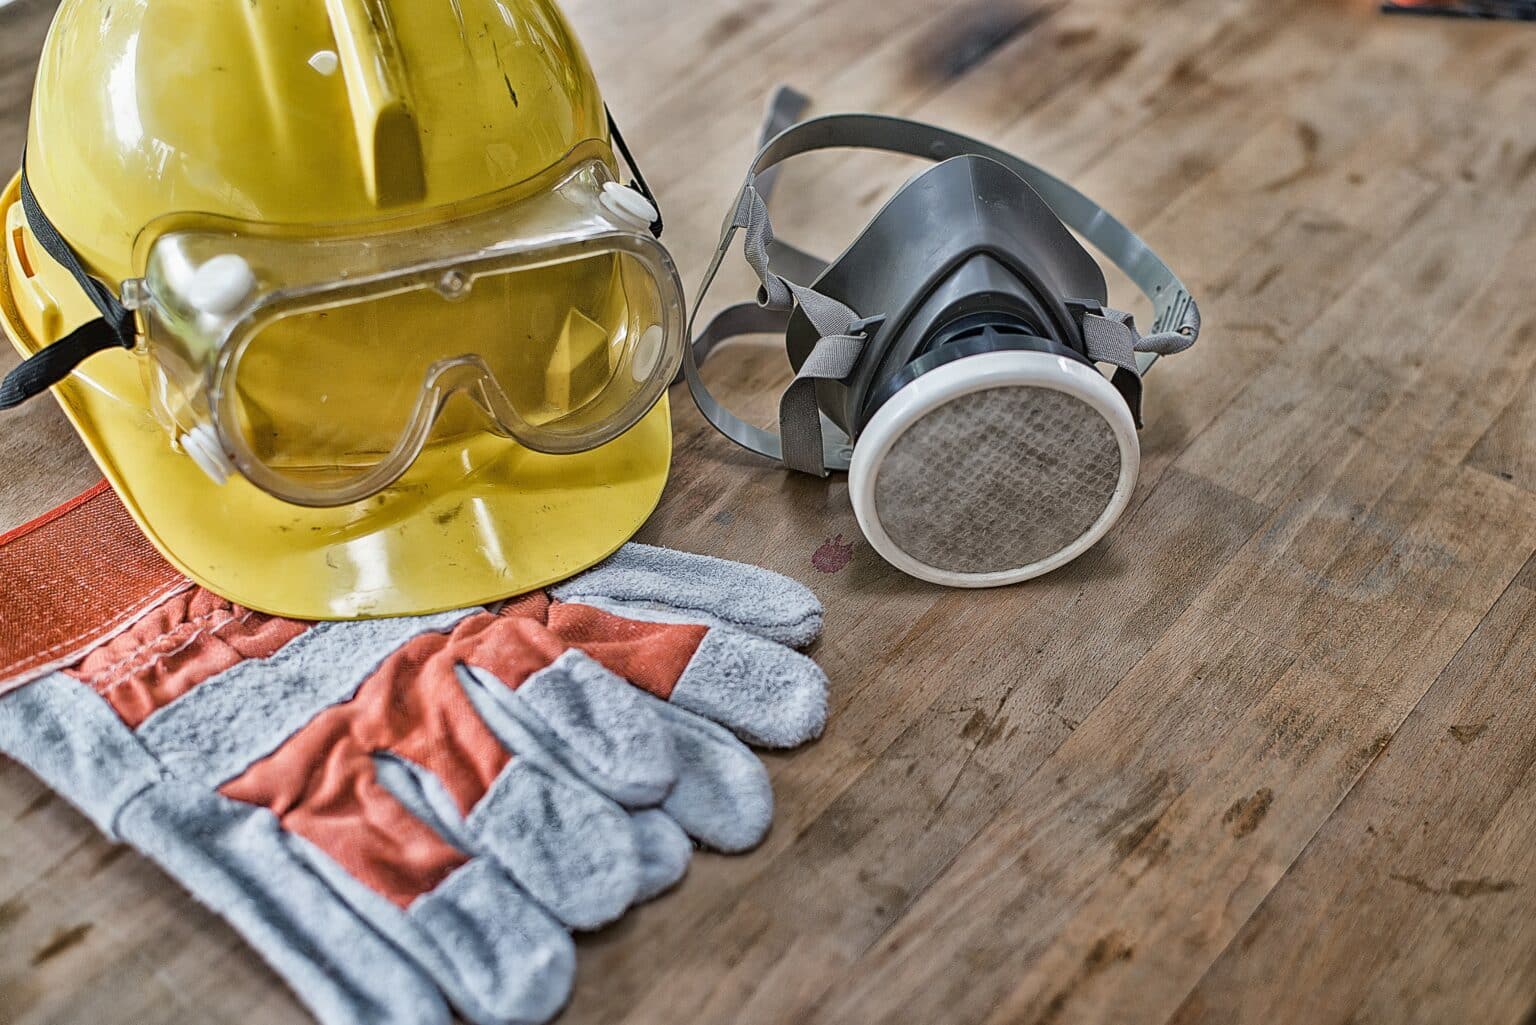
0, 544, 828, 1025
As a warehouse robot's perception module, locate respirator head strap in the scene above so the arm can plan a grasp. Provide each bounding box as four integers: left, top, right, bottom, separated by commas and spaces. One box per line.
736, 173, 878, 475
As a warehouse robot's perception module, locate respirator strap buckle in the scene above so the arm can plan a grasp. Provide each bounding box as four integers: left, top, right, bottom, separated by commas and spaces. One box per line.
1069, 295, 1203, 428
779, 315, 884, 477
688, 303, 858, 474
740, 184, 880, 475
1072, 300, 1146, 428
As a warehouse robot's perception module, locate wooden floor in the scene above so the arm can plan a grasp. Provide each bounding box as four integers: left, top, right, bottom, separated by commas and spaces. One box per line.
4, 0, 1536, 1022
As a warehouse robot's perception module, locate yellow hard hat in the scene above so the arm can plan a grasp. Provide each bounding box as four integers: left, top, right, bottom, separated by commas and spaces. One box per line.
1, 0, 685, 619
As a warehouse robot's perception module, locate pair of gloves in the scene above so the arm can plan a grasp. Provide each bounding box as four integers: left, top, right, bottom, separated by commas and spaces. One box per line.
0, 541, 829, 1025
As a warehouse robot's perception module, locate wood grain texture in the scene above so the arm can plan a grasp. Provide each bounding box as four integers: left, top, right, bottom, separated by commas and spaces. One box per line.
3, 1, 1536, 1024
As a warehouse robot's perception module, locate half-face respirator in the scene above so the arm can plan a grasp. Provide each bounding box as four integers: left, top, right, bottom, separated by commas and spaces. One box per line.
687, 90, 1202, 588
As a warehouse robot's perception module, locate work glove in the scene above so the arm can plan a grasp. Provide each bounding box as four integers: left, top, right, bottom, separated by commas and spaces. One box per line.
0, 500, 828, 1025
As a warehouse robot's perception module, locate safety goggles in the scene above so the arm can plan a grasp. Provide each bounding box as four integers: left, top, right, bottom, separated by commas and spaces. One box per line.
5, 136, 685, 508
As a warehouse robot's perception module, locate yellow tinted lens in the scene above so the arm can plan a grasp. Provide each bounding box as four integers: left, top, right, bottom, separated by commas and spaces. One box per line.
226, 250, 670, 491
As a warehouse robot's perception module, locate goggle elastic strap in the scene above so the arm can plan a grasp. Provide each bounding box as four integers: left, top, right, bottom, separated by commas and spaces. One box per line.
0, 162, 137, 411
606, 108, 664, 239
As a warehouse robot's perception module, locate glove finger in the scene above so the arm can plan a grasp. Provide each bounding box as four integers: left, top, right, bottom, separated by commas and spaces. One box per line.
629, 808, 692, 902
380, 727, 690, 910
646, 695, 775, 854
408, 861, 578, 1025
526, 606, 828, 750
469, 653, 677, 808
465, 759, 641, 931
454, 661, 696, 907
282, 815, 577, 1025
118, 783, 454, 1025
669, 627, 829, 749
549, 543, 824, 649
374, 707, 642, 933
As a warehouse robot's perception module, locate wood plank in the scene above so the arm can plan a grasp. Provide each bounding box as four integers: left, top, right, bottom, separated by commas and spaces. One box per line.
794, 446, 1536, 1025
1350, 720, 1536, 1025
1169, 557, 1536, 1025
1468, 355, 1536, 494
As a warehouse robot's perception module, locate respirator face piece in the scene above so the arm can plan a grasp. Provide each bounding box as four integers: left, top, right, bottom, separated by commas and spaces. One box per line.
687, 90, 1201, 588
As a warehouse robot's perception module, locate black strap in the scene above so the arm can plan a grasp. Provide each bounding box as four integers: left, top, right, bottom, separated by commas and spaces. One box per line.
20, 171, 133, 337
2, 162, 137, 409
0, 319, 132, 410
1110, 368, 1145, 429
605, 108, 664, 238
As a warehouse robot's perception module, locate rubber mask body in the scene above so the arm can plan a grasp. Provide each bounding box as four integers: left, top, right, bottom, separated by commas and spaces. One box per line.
787, 155, 1111, 435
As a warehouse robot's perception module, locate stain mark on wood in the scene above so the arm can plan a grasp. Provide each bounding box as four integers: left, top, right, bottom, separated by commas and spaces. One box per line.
1113, 816, 1162, 859
1096, 771, 1171, 845
0, 896, 27, 931
1250, 264, 1284, 296
1030, 932, 1136, 1025
16, 790, 52, 820
88, 844, 131, 877
1164, 54, 1207, 91
1515, 145, 1536, 184
1265, 121, 1323, 192
1390, 873, 1519, 899
707, 10, 752, 47
1222, 787, 1274, 839
812, 535, 856, 574
31, 923, 92, 966
1448, 878, 1519, 899
1098, 39, 1145, 82
1056, 25, 1097, 48
917, 2, 1062, 82
1448, 723, 1488, 745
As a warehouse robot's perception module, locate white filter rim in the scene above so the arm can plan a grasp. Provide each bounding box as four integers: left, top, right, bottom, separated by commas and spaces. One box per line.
849, 351, 1141, 588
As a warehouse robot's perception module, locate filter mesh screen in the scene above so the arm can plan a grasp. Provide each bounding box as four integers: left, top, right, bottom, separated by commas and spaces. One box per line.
872, 386, 1122, 576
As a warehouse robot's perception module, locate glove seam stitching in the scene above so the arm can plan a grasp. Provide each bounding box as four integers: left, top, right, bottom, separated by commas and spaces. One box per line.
90, 608, 259, 696
10, 579, 193, 671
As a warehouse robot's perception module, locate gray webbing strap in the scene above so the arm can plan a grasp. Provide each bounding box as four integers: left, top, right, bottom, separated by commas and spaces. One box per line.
1079, 306, 1146, 427
684, 91, 1202, 474
747, 88, 829, 299
734, 178, 873, 475
1082, 309, 1139, 379
780, 335, 865, 474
